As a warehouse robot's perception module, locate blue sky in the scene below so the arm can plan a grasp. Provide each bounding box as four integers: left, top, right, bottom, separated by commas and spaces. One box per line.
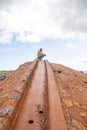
0, 0, 87, 71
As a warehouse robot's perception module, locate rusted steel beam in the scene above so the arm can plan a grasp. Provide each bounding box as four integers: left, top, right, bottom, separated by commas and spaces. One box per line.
45, 60, 67, 130
12, 61, 47, 130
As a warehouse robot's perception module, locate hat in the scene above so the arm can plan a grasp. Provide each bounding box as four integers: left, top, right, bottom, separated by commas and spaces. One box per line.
40, 48, 42, 51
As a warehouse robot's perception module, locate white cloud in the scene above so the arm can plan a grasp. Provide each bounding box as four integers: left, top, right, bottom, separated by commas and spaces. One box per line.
0, 29, 12, 44
0, 0, 87, 43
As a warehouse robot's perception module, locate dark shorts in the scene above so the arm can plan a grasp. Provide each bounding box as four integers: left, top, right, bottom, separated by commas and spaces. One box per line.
38, 54, 46, 60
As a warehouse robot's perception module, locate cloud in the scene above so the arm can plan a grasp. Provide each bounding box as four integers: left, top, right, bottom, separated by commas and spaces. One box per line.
0, 0, 87, 43
0, 29, 13, 44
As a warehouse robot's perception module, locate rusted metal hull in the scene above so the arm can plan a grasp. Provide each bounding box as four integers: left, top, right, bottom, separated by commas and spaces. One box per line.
0, 60, 87, 130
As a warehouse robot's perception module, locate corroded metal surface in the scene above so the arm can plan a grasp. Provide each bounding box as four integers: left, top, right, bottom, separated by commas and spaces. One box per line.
13, 61, 47, 130
45, 61, 67, 130
51, 63, 87, 130
0, 60, 38, 130
0, 60, 87, 130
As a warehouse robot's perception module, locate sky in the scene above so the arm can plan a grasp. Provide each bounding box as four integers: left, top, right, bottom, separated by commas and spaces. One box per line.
0, 0, 87, 71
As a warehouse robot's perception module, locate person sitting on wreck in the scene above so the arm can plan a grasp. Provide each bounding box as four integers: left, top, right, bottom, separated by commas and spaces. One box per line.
37, 48, 46, 60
